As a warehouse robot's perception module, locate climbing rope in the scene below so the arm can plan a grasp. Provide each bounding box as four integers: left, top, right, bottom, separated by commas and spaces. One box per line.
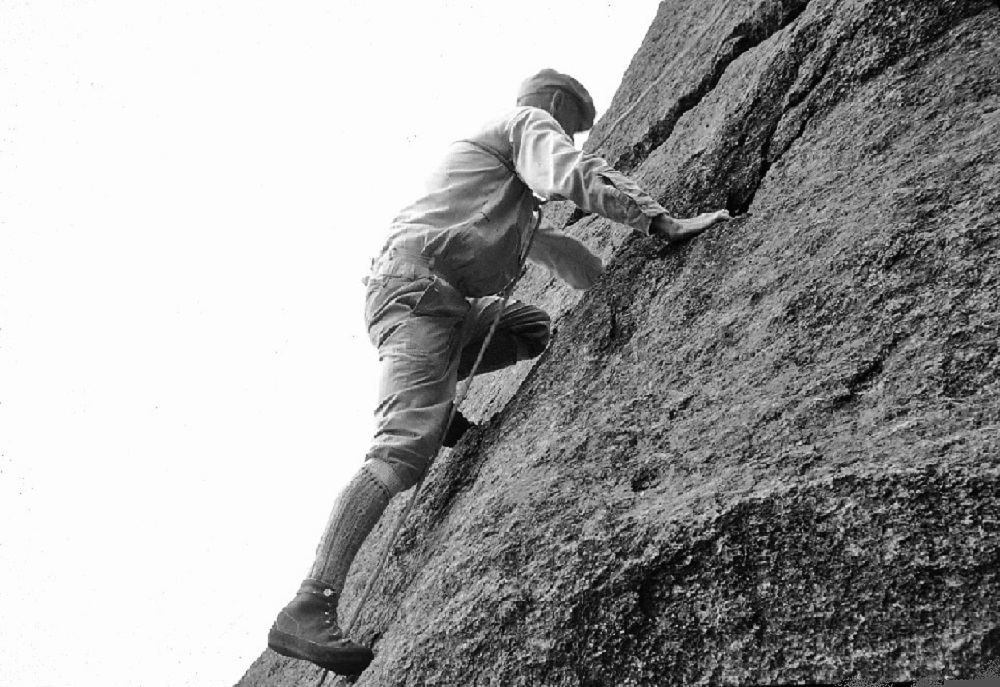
318, 208, 543, 684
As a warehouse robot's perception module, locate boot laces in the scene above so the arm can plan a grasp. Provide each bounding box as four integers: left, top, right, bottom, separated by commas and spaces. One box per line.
321, 607, 344, 636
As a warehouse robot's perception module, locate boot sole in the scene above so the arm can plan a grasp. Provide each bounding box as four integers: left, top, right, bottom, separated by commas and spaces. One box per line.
268, 626, 374, 675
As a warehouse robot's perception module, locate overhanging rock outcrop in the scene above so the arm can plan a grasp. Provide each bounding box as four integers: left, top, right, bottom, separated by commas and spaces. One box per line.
238, 1, 1000, 684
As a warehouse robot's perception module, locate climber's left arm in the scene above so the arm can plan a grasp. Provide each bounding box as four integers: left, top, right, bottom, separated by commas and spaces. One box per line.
527, 221, 604, 290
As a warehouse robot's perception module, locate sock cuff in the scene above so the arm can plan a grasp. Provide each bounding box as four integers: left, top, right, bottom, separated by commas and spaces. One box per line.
308, 463, 396, 590
362, 459, 408, 498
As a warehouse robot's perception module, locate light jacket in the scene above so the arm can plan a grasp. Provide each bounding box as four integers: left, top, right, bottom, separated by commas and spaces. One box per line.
379, 106, 668, 297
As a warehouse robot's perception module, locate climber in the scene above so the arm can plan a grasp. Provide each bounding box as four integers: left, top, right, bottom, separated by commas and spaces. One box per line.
267, 68, 731, 675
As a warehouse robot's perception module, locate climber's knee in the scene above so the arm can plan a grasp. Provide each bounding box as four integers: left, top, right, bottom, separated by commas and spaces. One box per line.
521, 319, 550, 359
514, 307, 550, 360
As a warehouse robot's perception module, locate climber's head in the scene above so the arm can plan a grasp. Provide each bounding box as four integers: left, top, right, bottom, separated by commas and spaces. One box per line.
516, 69, 596, 138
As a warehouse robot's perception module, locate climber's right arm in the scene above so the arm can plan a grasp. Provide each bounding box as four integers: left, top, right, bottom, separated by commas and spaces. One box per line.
509, 108, 732, 243
508, 107, 665, 235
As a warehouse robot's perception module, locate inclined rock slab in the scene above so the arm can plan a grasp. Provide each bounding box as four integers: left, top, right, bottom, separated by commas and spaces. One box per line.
238, 1, 1000, 685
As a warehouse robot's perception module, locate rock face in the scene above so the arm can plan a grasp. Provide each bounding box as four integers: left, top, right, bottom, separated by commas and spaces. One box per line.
238, 1, 1000, 685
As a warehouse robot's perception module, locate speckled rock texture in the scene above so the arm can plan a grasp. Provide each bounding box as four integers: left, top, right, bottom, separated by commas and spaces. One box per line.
237, 1, 1000, 685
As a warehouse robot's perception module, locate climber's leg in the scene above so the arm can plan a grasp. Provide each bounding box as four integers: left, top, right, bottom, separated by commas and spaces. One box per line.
456, 299, 551, 380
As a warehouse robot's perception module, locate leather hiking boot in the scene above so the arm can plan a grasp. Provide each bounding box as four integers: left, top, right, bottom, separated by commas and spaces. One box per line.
267, 579, 373, 675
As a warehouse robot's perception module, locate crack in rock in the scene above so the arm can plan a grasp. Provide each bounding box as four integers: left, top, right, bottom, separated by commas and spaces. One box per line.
612, 0, 811, 175
737, 0, 997, 215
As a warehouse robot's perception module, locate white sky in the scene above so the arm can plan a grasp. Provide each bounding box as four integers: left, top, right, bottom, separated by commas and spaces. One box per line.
0, 2, 661, 685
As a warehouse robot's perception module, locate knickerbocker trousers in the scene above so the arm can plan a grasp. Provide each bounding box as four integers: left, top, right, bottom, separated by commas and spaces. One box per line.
363, 255, 550, 491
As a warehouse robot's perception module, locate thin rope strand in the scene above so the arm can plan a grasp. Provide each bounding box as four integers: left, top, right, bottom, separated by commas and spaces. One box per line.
586, 66, 672, 153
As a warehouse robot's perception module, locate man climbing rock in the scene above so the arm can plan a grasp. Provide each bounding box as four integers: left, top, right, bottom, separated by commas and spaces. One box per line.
267, 69, 731, 675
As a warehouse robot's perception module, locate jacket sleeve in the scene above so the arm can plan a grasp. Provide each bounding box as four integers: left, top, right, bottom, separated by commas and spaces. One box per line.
508, 107, 667, 235
527, 221, 604, 290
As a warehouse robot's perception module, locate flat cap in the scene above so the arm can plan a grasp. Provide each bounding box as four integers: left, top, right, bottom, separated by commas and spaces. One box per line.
517, 68, 596, 131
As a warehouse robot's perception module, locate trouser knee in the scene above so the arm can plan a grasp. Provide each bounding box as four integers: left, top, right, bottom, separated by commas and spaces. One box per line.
502, 304, 549, 361
519, 312, 551, 360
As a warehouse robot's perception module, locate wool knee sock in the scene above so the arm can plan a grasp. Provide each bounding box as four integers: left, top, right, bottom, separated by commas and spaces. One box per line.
307, 462, 403, 594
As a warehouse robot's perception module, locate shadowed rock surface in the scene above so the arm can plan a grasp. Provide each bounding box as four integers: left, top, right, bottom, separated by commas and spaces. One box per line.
237, 1, 1000, 684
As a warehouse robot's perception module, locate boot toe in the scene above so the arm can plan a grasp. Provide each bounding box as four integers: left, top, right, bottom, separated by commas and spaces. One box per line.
268, 624, 374, 675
